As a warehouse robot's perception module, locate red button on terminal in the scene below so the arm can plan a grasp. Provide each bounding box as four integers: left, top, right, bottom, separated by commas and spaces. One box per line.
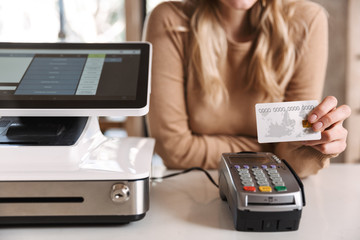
243, 186, 256, 192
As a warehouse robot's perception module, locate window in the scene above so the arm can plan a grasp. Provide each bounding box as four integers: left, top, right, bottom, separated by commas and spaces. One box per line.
0, 0, 126, 42
146, 0, 166, 13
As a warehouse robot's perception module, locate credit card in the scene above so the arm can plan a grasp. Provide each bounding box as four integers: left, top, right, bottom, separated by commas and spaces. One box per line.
255, 100, 321, 143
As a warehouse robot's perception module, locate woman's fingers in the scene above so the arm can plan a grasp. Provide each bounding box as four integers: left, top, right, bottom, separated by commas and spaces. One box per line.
303, 121, 348, 146
302, 96, 351, 155
308, 96, 338, 124
308, 98, 351, 132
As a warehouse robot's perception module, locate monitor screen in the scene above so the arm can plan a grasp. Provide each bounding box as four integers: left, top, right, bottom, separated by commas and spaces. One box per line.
0, 42, 151, 116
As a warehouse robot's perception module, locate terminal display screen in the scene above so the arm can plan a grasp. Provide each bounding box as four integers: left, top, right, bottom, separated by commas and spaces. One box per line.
0, 42, 150, 110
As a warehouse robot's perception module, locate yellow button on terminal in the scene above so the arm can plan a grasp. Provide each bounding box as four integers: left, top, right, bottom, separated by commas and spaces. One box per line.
259, 186, 272, 192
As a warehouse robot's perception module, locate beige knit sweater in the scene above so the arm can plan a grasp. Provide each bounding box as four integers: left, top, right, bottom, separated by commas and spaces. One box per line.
145, 0, 330, 178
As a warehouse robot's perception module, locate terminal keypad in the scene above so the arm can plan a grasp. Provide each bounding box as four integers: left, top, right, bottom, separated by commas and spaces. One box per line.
234, 165, 287, 192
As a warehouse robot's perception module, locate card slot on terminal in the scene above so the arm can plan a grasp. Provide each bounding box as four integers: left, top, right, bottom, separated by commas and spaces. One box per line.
247, 195, 295, 205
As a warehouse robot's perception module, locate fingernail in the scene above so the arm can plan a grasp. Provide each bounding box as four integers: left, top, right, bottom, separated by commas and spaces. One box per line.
313, 121, 323, 131
308, 114, 317, 123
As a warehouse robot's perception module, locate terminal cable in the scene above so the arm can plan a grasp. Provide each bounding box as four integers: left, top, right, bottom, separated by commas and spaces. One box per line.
151, 167, 219, 188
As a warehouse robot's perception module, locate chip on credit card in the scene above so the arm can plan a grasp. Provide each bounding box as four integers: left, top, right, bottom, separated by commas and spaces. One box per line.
255, 100, 321, 143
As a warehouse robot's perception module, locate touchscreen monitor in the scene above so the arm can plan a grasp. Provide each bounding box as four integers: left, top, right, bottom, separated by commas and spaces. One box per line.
0, 42, 151, 116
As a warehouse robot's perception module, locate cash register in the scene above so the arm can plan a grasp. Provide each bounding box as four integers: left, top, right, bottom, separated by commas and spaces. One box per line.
0, 42, 154, 224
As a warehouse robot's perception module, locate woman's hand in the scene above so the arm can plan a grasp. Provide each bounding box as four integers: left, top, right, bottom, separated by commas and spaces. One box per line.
302, 96, 351, 155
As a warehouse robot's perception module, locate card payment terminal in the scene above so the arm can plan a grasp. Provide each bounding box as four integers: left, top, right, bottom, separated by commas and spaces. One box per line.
218, 152, 305, 231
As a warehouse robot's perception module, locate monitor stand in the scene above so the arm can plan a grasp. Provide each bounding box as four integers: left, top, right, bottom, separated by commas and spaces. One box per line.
0, 116, 155, 225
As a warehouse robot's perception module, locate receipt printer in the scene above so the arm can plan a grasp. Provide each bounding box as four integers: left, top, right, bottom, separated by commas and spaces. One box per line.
218, 152, 305, 231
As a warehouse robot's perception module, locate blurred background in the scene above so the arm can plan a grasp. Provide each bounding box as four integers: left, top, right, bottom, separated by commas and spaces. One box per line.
0, 0, 358, 164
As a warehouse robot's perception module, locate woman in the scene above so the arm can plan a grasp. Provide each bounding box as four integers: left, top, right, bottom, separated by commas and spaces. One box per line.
144, 0, 351, 178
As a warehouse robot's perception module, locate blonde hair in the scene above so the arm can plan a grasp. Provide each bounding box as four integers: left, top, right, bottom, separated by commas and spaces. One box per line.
179, 0, 307, 104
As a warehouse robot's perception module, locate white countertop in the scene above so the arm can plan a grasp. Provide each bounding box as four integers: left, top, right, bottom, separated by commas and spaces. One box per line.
0, 163, 359, 240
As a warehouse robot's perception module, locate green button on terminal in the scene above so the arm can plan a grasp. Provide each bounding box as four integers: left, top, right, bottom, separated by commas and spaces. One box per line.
274, 186, 287, 192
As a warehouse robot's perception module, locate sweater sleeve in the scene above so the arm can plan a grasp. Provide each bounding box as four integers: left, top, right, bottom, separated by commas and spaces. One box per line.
274, 4, 330, 178
145, 3, 267, 169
